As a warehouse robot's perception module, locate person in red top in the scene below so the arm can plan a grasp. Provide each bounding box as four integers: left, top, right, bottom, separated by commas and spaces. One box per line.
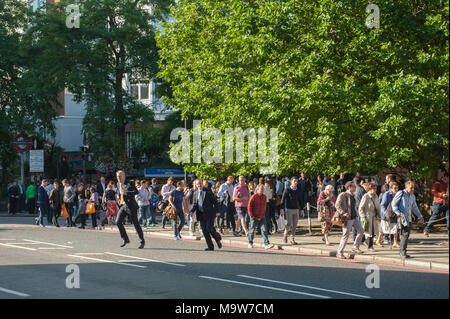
424, 173, 449, 238
247, 184, 274, 250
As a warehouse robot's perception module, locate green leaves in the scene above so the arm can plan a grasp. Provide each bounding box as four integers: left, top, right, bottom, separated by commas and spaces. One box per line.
158, 0, 449, 178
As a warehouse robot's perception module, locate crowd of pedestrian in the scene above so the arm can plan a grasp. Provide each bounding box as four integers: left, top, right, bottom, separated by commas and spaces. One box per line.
2, 171, 449, 257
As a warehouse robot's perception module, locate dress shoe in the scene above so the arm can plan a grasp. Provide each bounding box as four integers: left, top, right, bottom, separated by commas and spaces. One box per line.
204, 247, 214, 251
120, 239, 130, 247
400, 253, 411, 258
138, 242, 145, 249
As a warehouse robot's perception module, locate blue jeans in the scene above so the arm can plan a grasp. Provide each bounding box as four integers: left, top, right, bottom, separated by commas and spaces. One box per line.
47, 207, 53, 224
424, 202, 449, 237
149, 206, 157, 224
138, 206, 151, 226
172, 207, 185, 236
38, 203, 49, 225
248, 217, 270, 246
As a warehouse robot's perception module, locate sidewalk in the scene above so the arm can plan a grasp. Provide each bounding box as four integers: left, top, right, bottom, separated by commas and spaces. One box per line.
1, 212, 448, 272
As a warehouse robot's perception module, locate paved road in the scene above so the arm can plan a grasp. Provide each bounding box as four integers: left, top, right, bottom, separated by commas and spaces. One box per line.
0, 218, 448, 300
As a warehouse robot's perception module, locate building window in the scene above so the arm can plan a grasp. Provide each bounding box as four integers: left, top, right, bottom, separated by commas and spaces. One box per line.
130, 82, 150, 101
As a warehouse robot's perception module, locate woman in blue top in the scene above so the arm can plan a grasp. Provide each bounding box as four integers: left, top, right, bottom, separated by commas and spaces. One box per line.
148, 187, 159, 227
169, 181, 186, 240
380, 181, 400, 248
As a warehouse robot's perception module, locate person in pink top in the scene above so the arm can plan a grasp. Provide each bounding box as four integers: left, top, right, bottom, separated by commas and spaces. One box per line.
233, 176, 250, 236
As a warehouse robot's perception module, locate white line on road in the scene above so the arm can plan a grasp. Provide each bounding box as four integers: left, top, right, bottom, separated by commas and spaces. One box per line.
0, 287, 30, 297
0, 239, 16, 241
23, 239, 73, 248
199, 276, 331, 299
67, 254, 147, 269
104, 252, 186, 267
237, 274, 371, 299
0, 243, 37, 251
37, 247, 67, 250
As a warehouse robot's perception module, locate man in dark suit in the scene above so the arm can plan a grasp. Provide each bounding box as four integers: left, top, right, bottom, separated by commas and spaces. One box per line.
116, 170, 145, 249
96, 176, 106, 198
37, 179, 50, 226
191, 179, 222, 251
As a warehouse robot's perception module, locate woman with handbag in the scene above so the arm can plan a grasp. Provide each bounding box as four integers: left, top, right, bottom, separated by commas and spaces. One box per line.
380, 181, 400, 248
317, 185, 335, 246
359, 182, 381, 252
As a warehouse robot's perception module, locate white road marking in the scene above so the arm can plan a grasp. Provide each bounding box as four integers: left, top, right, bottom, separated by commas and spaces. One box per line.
23, 239, 73, 248
0, 243, 37, 251
0, 239, 16, 241
67, 254, 147, 268
0, 287, 30, 297
37, 247, 67, 250
199, 276, 331, 299
237, 274, 371, 299
73, 252, 105, 255
104, 252, 186, 267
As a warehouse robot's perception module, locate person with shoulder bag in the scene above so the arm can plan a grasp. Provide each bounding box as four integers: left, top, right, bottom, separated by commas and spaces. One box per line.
335, 181, 364, 259
317, 185, 335, 246
380, 181, 400, 248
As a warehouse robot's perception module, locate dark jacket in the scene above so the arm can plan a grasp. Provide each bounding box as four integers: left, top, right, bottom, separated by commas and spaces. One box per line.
96, 182, 106, 198
191, 187, 219, 220
281, 186, 304, 211
116, 180, 139, 211
354, 184, 366, 212
37, 185, 49, 206
49, 188, 64, 209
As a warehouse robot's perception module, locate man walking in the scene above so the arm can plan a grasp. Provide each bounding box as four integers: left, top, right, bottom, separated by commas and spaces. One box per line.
218, 176, 239, 236
247, 184, 274, 250
8, 181, 20, 215
36, 179, 50, 227
336, 181, 365, 259
49, 180, 64, 227
424, 174, 449, 239
63, 179, 76, 227
280, 177, 305, 245
233, 176, 250, 236
392, 180, 424, 258
191, 179, 222, 251
116, 170, 145, 249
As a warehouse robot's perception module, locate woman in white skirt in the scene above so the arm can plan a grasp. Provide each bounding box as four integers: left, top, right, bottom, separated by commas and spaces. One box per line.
379, 181, 400, 247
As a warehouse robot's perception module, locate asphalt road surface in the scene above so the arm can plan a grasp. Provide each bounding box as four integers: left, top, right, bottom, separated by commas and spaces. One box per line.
0, 217, 448, 300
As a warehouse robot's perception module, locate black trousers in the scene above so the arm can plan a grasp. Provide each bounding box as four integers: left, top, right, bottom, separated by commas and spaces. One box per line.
117, 205, 145, 244
199, 214, 221, 250
399, 222, 410, 255
9, 198, 18, 215
52, 206, 61, 226
27, 198, 36, 214
226, 203, 236, 231
81, 212, 97, 227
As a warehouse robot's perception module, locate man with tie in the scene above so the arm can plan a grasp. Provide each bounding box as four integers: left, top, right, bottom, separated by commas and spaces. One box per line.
116, 170, 145, 249
191, 179, 222, 251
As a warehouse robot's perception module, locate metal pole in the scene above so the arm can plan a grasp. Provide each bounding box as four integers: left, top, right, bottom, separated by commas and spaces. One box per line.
20, 153, 25, 185
184, 118, 187, 182
307, 202, 312, 235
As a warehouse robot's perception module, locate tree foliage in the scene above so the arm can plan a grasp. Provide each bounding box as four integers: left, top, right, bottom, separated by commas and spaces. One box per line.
24, 0, 174, 165
157, 0, 449, 179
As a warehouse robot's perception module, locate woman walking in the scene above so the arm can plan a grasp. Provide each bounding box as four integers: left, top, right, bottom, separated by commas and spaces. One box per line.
359, 182, 381, 252
317, 185, 335, 246
379, 181, 400, 247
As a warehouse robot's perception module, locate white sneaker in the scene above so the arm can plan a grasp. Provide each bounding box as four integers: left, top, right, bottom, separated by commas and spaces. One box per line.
265, 244, 274, 250
248, 243, 253, 248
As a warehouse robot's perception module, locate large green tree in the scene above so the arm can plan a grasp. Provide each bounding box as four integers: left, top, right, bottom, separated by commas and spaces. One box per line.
24, 0, 174, 166
0, 0, 59, 186
157, 0, 449, 180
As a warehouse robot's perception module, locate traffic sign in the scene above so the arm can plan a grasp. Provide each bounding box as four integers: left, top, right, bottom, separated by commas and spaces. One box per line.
13, 134, 32, 152
30, 150, 44, 173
